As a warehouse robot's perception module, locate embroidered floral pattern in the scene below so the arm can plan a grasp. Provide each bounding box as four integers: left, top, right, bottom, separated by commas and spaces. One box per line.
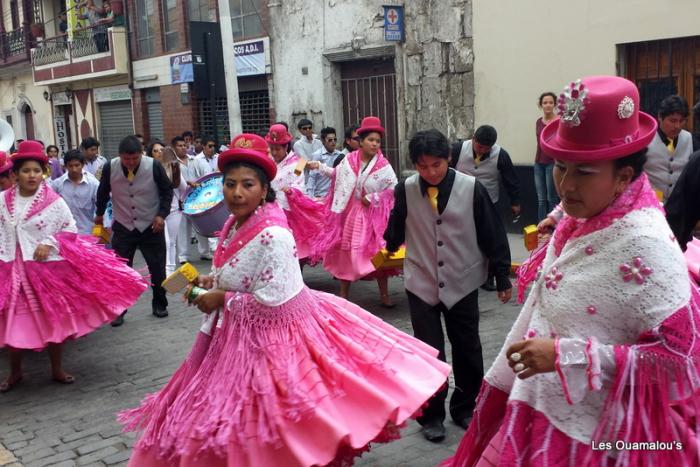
544, 266, 564, 290
619, 256, 653, 284
260, 231, 273, 246
260, 268, 274, 283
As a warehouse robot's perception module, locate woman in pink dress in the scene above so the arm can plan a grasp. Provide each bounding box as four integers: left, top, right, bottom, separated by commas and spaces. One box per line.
311, 116, 398, 306
264, 124, 324, 262
446, 76, 700, 466
0, 141, 147, 392
120, 133, 450, 467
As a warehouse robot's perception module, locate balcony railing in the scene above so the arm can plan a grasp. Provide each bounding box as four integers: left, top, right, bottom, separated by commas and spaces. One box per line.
31, 23, 112, 67
0, 26, 32, 64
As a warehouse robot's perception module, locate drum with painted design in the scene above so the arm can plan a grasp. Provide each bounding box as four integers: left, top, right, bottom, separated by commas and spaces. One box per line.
183, 173, 228, 238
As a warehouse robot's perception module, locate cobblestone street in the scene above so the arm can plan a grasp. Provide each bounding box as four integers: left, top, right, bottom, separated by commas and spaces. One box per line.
0, 238, 526, 467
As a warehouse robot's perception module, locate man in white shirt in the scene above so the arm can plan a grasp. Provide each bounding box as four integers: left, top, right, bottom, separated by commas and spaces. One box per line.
307, 127, 342, 198
50, 149, 100, 234
292, 118, 323, 160
192, 135, 219, 179
81, 137, 107, 178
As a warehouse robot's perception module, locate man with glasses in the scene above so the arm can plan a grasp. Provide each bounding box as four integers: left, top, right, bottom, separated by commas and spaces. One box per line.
293, 118, 323, 161
307, 127, 342, 198
193, 136, 219, 178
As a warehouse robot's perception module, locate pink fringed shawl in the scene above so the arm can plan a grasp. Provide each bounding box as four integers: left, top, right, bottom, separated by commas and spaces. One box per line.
309, 150, 396, 261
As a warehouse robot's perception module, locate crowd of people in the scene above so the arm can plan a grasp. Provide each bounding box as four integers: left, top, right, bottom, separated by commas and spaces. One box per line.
1, 73, 700, 466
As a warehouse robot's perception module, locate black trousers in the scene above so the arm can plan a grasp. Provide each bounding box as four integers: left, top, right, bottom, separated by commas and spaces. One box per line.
111, 221, 168, 310
407, 289, 483, 425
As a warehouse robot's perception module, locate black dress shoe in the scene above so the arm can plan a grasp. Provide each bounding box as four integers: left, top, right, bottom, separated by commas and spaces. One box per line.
152, 307, 169, 318
420, 420, 446, 442
111, 311, 126, 327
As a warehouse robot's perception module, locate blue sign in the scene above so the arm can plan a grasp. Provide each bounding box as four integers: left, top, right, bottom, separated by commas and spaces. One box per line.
383, 5, 405, 42
171, 53, 194, 84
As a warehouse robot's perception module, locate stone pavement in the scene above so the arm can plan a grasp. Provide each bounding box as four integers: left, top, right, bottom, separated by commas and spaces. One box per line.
0, 235, 528, 467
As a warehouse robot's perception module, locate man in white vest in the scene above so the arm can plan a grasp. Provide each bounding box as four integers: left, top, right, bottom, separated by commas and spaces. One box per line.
451, 125, 520, 291
644, 95, 699, 201
385, 129, 513, 442
95, 135, 174, 326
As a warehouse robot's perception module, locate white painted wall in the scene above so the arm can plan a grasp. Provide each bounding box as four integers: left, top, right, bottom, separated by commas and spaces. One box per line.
473, 0, 700, 164
0, 72, 53, 144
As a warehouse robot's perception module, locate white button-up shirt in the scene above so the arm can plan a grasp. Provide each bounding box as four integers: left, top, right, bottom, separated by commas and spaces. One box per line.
293, 136, 323, 160
50, 171, 100, 234
307, 148, 341, 197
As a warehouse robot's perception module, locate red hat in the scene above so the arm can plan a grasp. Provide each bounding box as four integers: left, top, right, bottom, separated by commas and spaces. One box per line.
264, 124, 293, 146
218, 133, 277, 180
540, 75, 657, 162
12, 140, 48, 165
0, 151, 12, 174
357, 116, 385, 137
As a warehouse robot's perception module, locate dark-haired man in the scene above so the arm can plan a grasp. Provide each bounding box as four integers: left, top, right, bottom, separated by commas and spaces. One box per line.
292, 118, 322, 160
81, 137, 107, 177
645, 94, 700, 201
95, 135, 173, 326
307, 127, 342, 198
385, 129, 512, 442
451, 125, 520, 291
50, 150, 99, 234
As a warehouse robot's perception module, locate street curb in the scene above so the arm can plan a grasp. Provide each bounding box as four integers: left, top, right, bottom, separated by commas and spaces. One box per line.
0, 442, 21, 466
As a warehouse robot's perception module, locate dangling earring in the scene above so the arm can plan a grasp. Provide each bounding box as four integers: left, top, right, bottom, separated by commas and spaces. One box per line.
260, 197, 266, 206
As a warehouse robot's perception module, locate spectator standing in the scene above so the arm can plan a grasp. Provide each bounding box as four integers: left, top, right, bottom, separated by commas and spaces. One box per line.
533, 92, 560, 221
307, 127, 342, 198
292, 118, 323, 160
81, 137, 107, 178
50, 150, 100, 235
46, 145, 64, 180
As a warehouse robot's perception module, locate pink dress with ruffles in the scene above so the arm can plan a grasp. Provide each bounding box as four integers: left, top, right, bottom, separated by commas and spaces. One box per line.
446, 174, 700, 466
0, 183, 147, 350
311, 150, 398, 281
120, 203, 451, 467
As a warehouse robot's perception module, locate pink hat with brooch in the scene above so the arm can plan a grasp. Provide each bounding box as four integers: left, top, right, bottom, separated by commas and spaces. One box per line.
540, 75, 657, 162
264, 124, 293, 146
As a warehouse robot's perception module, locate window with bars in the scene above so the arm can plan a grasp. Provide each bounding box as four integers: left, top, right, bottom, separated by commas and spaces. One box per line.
196, 89, 270, 143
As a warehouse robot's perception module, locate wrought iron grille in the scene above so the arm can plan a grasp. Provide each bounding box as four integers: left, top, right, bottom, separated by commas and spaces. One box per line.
31, 37, 68, 66
196, 89, 270, 143
0, 27, 29, 58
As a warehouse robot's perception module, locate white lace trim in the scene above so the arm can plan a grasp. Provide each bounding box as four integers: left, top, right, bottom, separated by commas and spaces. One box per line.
330, 156, 397, 214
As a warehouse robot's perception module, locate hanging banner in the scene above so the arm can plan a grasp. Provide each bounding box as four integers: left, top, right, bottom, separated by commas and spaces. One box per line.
234, 38, 267, 76
54, 117, 70, 156
171, 52, 194, 84
66, 0, 86, 40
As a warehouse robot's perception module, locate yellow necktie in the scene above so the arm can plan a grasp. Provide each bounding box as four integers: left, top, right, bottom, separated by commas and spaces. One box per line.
426, 187, 439, 213
127, 169, 135, 182
667, 139, 675, 154
474, 153, 483, 166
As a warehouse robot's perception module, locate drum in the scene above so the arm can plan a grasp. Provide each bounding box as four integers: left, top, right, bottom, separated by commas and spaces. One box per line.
183, 173, 229, 238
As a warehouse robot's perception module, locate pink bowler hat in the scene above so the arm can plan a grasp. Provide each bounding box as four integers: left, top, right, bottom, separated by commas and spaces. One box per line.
0, 151, 12, 174
218, 133, 277, 180
12, 140, 48, 165
540, 75, 657, 162
264, 124, 293, 146
357, 116, 385, 137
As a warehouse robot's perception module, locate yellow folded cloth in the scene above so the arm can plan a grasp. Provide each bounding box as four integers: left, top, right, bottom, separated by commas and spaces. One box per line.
372, 247, 405, 270
91, 224, 111, 243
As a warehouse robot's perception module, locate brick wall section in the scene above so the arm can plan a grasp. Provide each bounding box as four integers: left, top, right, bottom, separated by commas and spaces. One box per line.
160, 84, 196, 141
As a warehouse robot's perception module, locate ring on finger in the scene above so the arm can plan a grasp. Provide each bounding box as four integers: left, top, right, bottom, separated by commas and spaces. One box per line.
514, 362, 526, 372
510, 352, 522, 363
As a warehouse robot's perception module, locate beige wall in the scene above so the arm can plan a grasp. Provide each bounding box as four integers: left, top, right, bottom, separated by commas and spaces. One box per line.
472, 0, 700, 164
0, 72, 53, 144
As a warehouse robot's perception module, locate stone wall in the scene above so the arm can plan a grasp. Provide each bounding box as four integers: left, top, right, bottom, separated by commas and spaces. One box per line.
267, 0, 474, 170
